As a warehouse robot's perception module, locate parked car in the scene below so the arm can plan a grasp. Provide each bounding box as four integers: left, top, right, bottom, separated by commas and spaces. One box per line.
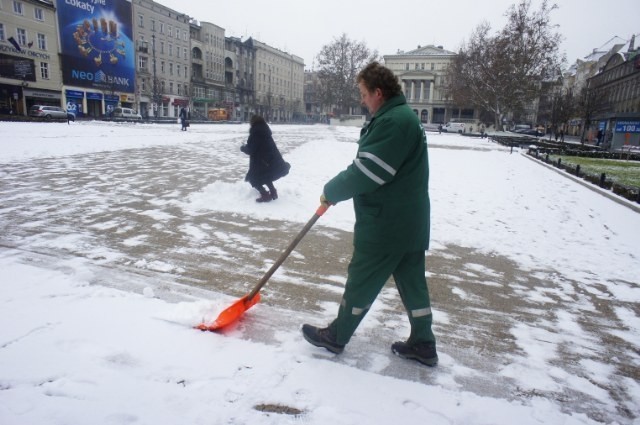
443, 122, 466, 133
514, 128, 542, 137
112, 107, 142, 121
29, 105, 71, 120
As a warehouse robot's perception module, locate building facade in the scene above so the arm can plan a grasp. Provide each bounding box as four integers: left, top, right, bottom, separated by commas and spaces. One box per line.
0, 0, 62, 115
133, 0, 190, 118
384, 45, 476, 126
588, 41, 640, 150
224, 36, 255, 121
252, 38, 304, 122
189, 20, 226, 119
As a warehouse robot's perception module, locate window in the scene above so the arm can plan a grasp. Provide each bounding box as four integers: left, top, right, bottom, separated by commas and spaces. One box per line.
177, 64, 181, 77
405, 63, 409, 71
160, 61, 165, 73
0, 24, 4, 41
138, 14, 144, 27
142, 79, 146, 91
168, 43, 172, 56
159, 22, 164, 34
13, 1, 23, 15
183, 48, 187, 60
16, 28, 26, 46
168, 26, 172, 37
177, 83, 181, 95
169, 82, 173, 94
34, 7, 44, 21
175, 29, 180, 40
169, 63, 173, 75
138, 56, 148, 70
160, 41, 164, 54
37, 33, 46, 50
40, 62, 49, 79
150, 19, 155, 31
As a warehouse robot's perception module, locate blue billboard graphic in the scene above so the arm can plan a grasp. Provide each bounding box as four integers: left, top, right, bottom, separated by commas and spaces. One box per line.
57, 0, 135, 93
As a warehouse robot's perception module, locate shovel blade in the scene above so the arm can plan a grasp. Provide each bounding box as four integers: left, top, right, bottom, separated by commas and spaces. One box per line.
195, 293, 261, 331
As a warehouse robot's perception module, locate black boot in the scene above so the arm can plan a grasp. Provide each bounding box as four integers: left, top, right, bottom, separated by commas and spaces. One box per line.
302, 324, 345, 354
266, 183, 278, 200
391, 340, 438, 366
256, 192, 272, 203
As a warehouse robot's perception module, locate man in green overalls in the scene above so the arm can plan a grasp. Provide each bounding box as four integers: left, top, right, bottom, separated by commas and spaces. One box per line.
302, 62, 437, 366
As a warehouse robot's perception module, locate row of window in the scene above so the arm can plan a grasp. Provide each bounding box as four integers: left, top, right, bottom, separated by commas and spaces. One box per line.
140, 78, 188, 96
10, 0, 45, 21
0, 23, 47, 49
137, 14, 188, 42
406, 63, 442, 71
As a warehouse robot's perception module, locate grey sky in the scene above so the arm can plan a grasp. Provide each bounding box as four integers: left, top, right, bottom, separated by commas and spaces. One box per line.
158, 0, 640, 68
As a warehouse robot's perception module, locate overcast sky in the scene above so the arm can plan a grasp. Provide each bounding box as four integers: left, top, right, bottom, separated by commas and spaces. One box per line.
156, 0, 639, 69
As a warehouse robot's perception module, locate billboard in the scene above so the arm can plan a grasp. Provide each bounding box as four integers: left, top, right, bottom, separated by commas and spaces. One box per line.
57, 0, 135, 93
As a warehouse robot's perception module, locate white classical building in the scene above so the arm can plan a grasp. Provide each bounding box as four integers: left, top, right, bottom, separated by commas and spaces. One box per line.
384, 45, 477, 127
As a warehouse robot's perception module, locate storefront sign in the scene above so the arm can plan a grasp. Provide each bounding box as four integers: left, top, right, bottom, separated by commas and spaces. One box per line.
615, 120, 640, 133
23, 89, 61, 99
65, 89, 85, 98
0, 53, 36, 81
86, 92, 103, 100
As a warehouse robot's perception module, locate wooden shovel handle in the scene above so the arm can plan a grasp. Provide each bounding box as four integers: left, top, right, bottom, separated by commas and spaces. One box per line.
246, 204, 329, 301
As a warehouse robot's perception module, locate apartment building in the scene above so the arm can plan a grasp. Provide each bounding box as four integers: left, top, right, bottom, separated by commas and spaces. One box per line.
0, 0, 61, 115
190, 20, 226, 119
252, 38, 304, 122
224, 36, 255, 121
133, 0, 190, 118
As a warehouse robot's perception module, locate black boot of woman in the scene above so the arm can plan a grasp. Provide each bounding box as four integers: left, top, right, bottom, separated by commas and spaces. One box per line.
255, 186, 272, 203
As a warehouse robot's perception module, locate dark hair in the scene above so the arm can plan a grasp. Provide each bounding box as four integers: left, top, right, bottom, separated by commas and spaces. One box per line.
250, 114, 266, 126
356, 61, 402, 100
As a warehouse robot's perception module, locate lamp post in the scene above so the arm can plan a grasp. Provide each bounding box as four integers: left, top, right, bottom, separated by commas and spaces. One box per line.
152, 33, 159, 118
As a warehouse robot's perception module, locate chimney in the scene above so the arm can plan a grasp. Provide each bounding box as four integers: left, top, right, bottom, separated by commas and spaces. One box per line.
628, 34, 635, 52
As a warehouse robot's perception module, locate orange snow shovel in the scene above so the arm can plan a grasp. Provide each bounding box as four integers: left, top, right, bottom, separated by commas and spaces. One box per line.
196, 204, 329, 331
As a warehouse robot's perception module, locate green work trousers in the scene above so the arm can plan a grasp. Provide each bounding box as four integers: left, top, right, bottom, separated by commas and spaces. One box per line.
329, 247, 435, 346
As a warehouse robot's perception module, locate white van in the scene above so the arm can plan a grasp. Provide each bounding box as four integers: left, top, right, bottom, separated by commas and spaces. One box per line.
112, 107, 142, 121
443, 122, 466, 133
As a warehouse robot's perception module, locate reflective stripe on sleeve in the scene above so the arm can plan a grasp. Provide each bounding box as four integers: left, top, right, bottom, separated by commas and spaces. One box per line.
411, 307, 432, 318
354, 159, 386, 185
358, 152, 396, 176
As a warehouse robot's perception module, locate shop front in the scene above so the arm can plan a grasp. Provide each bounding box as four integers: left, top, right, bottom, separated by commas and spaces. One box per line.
86, 92, 103, 118
105, 94, 119, 116
172, 98, 189, 117
23, 88, 62, 111
0, 83, 24, 114
64, 89, 84, 117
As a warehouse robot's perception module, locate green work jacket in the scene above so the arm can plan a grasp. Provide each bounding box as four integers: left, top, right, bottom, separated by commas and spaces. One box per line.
324, 94, 430, 252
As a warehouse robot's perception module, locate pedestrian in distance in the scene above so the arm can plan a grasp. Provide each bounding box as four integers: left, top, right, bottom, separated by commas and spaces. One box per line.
302, 61, 438, 367
179, 107, 188, 131
240, 115, 291, 202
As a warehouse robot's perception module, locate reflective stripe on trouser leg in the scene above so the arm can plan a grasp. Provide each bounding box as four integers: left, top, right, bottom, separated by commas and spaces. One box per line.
330, 246, 401, 345
393, 250, 436, 344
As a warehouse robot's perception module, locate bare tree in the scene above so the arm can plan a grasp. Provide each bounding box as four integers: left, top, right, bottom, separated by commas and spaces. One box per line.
316, 34, 379, 116
446, 0, 564, 130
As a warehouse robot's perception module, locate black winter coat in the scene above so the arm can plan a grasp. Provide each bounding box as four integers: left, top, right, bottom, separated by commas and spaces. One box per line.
241, 122, 290, 186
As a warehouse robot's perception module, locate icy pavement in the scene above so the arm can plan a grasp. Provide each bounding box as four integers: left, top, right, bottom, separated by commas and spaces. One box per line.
0, 121, 639, 424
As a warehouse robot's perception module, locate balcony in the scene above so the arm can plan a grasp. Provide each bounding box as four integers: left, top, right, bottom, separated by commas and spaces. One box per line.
137, 41, 149, 54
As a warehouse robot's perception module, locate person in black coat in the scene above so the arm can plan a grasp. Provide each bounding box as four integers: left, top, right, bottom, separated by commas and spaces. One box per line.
241, 115, 290, 202
179, 107, 188, 131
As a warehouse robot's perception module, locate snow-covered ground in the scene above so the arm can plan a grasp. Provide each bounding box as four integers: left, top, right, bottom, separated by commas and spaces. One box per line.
0, 121, 638, 424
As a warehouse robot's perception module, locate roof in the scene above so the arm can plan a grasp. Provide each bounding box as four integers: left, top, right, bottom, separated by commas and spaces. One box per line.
388, 45, 457, 57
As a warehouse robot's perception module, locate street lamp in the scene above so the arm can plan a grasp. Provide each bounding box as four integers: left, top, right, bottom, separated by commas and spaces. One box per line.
152, 33, 159, 117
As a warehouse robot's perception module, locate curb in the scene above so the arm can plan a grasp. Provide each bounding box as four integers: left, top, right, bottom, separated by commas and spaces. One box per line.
522, 153, 640, 214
